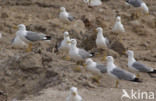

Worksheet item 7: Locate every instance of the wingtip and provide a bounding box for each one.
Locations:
[90,52,95,57]
[132,78,142,83]
[44,36,51,40]
[148,69,156,73]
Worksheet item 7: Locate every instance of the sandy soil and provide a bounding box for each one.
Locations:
[0,0,156,101]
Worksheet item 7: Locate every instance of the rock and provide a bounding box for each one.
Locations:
[1,12,8,18]
[107,49,119,58]
[110,40,126,55]
[18,53,43,71]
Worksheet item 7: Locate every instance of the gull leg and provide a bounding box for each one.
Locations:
[91,75,100,84]
[115,80,119,88]
[101,51,107,61]
[117,34,122,42]
[64,55,71,61]
[26,43,32,52]
[72,61,82,72]
[136,73,140,78]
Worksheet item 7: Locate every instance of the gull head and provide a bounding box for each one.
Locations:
[70,87,78,96]
[64,31,69,38]
[106,56,114,63]
[70,39,77,46]
[96,27,103,32]
[18,24,26,30]
[127,50,134,57]
[85,58,93,65]
[116,16,121,22]
[60,7,66,12]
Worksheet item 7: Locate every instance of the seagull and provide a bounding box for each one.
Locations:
[66,87,82,101]
[126,0,149,14]
[85,58,107,82]
[96,27,109,61]
[16,24,51,52]
[59,7,74,23]
[58,31,71,60]
[127,50,156,74]
[85,58,107,75]
[83,0,102,7]
[68,39,93,62]
[96,27,109,48]
[112,16,125,34]
[106,56,141,88]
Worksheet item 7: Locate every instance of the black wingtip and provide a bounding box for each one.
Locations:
[148,69,156,73]
[45,36,51,40]
[131,78,142,83]
[90,52,95,57]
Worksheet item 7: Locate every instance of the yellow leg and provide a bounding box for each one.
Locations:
[115,80,119,88]
[83,63,87,67]
[91,75,100,84]
[136,73,140,78]
[101,51,107,61]
[26,43,32,52]
[144,12,149,16]
[63,55,71,61]
[73,66,81,72]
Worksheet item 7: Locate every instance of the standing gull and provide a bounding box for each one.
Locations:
[68,39,93,63]
[85,58,107,82]
[66,87,82,101]
[106,56,140,88]
[127,50,156,74]
[16,24,51,52]
[126,0,149,14]
[59,7,74,23]
[96,27,109,49]
[96,27,109,61]
[58,31,71,60]
[112,16,125,34]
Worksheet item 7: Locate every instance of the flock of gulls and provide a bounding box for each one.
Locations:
[0,0,155,101]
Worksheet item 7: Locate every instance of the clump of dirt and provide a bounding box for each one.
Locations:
[0,52,60,100]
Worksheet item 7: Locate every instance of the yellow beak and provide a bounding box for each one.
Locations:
[67,41,71,44]
[83,63,87,67]
[72,92,76,96]
[13,26,18,29]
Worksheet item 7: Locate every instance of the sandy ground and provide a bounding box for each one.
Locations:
[0,0,156,101]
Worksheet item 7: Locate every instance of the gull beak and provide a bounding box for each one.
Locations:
[13,26,18,29]
[72,92,76,96]
[67,41,71,44]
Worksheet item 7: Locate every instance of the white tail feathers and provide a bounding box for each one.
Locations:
[141,3,149,14]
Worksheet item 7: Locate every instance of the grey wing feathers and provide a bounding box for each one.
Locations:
[111,67,135,80]
[79,48,92,59]
[68,14,74,21]
[25,31,45,41]
[11,37,15,44]
[127,0,143,7]
[96,64,107,73]
[106,38,109,47]
[132,62,152,72]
